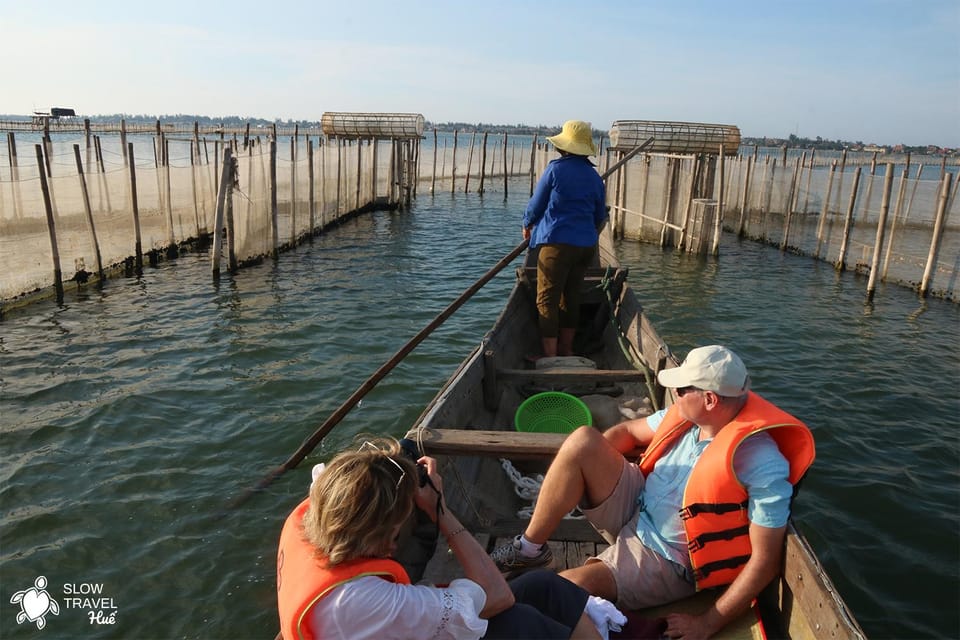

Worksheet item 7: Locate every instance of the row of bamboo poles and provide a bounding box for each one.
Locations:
[725,151,957,300]
[1,127,419,310]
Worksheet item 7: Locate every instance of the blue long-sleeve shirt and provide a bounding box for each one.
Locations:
[523,155,607,248]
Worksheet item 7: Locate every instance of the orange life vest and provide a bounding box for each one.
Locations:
[638,391,815,590]
[277,498,411,640]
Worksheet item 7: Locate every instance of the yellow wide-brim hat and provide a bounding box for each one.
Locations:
[547,120,597,157]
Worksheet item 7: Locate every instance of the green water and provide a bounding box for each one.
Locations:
[2,184,958,639]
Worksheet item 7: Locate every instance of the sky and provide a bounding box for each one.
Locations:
[1,0,957,147]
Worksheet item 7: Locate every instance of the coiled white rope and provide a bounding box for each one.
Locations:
[499,458,584,520]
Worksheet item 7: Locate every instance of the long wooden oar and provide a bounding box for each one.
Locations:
[230,239,530,509]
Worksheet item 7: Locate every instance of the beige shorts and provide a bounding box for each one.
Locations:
[581,462,696,610]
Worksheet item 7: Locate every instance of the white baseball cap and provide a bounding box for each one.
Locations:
[657,345,751,397]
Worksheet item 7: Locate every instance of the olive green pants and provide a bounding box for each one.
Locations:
[535,243,596,338]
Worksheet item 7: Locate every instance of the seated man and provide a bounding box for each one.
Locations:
[491,345,815,639]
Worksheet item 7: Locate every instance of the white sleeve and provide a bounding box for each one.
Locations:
[309,576,488,640]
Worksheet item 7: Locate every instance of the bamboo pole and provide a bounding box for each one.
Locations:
[372,138,379,206]
[835,167,862,272]
[190,140,202,238]
[431,128,438,194]
[464,130,476,193]
[501,133,508,197]
[801,148,815,214]
[737,155,753,237]
[919,173,953,298]
[211,147,232,277]
[319,138,327,228]
[7,132,21,221]
[478,131,489,194]
[866,164,895,300]
[355,138,362,213]
[529,135,537,196]
[659,158,677,248]
[270,139,279,258]
[451,130,458,194]
[711,147,726,255]
[439,138,446,182]
[291,135,298,243]
[412,137,420,199]
[245,140,255,242]
[832,149,847,215]
[388,139,396,205]
[627,153,644,233]
[73,144,104,281]
[901,164,924,231]
[814,160,838,259]
[127,142,144,274]
[678,157,697,250]
[880,156,912,279]
[613,151,625,238]
[225,152,237,272]
[95,136,112,213]
[780,156,802,251]
[307,139,315,234]
[36,145,63,302]
[858,154,878,226]
[758,158,772,241]
[336,139,344,214]
[120,119,128,166]
[165,137,177,255]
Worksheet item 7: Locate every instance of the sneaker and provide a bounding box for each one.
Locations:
[490,535,553,574]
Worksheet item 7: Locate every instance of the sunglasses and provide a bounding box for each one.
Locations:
[359,441,408,494]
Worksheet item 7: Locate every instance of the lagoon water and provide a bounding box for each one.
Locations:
[1,181,958,639]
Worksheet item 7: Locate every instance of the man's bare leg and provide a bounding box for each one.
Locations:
[523,426,625,545]
[561,561,619,603]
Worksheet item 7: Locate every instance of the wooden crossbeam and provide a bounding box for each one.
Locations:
[496,368,646,383]
[416,428,567,459]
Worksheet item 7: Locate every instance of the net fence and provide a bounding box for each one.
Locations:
[1,132,412,304]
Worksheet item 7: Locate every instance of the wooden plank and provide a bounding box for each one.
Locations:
[496,368,647,383]
[419,428,568,459]
[637,591,764,640]
[777,528,866,640]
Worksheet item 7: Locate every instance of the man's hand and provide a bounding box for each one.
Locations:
[522,226,531,241]
[664,611,719,640]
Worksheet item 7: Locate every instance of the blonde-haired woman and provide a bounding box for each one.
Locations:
[277,437,604,639]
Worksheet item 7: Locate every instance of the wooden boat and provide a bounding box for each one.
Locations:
[398,234,866,639]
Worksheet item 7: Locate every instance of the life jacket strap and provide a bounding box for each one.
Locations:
[693,554,751,581]
[686,525,750,552]
[679,500,748,520]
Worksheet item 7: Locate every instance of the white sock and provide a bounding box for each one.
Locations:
[518,535,543,557]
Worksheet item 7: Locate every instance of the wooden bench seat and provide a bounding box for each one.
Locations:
[416,428,568,459]
[495,368,647,384]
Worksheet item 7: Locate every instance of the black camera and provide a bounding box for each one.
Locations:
[399,438,429,488]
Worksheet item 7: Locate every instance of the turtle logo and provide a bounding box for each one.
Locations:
[11,576,60,629]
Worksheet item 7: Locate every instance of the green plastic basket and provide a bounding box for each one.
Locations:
[514,391,593,434]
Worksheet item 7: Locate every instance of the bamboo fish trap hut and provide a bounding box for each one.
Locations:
[609,120,740,156]
[320,112,424,140]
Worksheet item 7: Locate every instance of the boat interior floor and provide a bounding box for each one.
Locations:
[420,532,766,640]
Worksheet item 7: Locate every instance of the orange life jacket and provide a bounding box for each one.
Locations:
[277,498,411,640]
[638,391,815,590]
